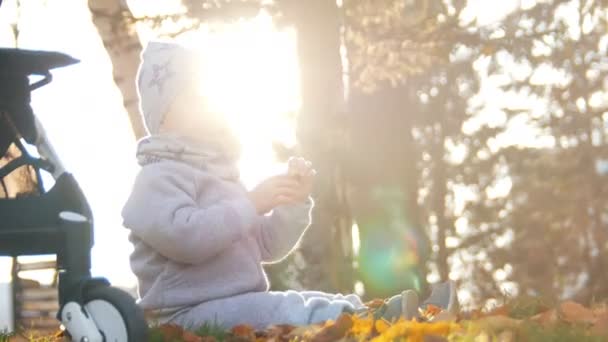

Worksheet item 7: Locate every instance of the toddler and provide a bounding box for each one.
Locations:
[122,41,456,330]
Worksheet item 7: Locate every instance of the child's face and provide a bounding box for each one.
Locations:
[159,86,230,143]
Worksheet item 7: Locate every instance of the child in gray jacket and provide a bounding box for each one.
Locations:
[122,41,456,330]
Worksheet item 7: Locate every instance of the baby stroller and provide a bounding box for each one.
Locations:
[0,48,148,341]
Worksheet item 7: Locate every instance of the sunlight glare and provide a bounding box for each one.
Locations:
[183,13,301,187]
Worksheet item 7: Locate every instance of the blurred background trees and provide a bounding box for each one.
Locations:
[87,0,608,308]
[454,0,608,304]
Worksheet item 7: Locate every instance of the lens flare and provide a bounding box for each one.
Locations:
[354,186,429,297]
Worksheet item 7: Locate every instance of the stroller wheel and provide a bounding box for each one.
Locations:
[83,285,148,342]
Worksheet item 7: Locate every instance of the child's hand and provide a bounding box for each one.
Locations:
[287,157,315,179]
[287,157,315,202]
[248,175,302,214]
[247,158,315,214]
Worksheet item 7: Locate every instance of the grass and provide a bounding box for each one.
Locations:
[192,321,230,341]
[148,320,230,342]
[0,329,14,342]
[519,321,606,342]
[6,296,608,341]
[506,296,553,319]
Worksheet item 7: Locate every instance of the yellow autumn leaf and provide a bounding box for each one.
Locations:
[323,319,335,327]
[371,320,458,342]
[374,319,390,334]
[351,315,374,336]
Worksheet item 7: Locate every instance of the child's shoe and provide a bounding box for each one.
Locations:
[400,289,420,319]
[420,280,458,314]
[374,289,420,322]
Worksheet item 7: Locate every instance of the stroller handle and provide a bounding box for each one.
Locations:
[34,116,66,179]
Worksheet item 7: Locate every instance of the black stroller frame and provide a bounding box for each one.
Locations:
[0,48,147,341]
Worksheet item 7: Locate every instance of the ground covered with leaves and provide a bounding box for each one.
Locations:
[145,298,608,342]
[4,298,608,341]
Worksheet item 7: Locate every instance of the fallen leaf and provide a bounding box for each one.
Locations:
[591,310,608,336]
[374,319,390,334]
[558,301,595,324]
[262,324,296,342]
[350,314,374,337]
[158,323,187,340]
[183,330,204,342]
[429,311,458,323]
[231,324,256,341]
[371,320,457,342]
[323,319,336,327]
[420,305,444,321]
[266,324,295,336]
[426,305,442,317]
[476,316,522,331]
[310,314,353,342]
[592,303,607,317]
[531,309,559,326]
[288,324,323,339]
[365,299,386,309]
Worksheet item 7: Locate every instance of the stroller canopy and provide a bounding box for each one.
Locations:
[0,48,79,155]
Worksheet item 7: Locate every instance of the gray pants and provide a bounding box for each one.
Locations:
[161,290,366,330]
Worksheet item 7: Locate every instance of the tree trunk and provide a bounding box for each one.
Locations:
[288,0,353,292]
[88,0,146,140]
[430,124,449,282]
